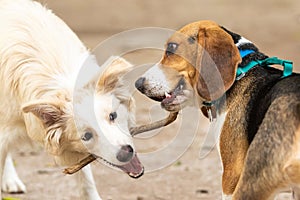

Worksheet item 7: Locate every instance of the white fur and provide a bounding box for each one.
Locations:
[0,0,136,199]
[76,165,101,200]
[199,111,227,159]
[215,112,227,155]
[235,36,252,47]
[2,154,26,193]
[143,63,172,94]
[222,194,232,200]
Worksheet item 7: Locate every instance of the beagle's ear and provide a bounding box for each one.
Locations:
[196,26,241,101]
[22,102,64,127]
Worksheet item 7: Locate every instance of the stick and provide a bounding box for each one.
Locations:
[63,154,96,175]
[63,112,178,174]
[130,112,178,136]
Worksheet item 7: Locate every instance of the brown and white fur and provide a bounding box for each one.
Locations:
[135,20,300,199]
[0,0,143,199]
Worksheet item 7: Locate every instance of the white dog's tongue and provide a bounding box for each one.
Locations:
[118,154,144,178]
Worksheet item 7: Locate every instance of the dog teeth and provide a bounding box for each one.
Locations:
[165,92,171,98]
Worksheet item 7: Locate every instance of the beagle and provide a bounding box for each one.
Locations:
[135,20,300,199]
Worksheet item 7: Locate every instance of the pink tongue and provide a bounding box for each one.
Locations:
[118,154,144,178]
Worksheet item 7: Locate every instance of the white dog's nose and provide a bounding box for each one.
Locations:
[116,145,134,162]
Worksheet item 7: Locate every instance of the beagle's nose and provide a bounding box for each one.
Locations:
[135,77,146,94]
[116,145,134,163]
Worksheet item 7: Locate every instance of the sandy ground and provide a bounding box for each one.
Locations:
[2,0,300,199]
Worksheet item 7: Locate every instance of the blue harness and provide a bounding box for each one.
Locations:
[204,49,294,122]
[236,49,293,80]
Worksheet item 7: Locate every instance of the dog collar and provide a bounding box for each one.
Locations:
[236,49,255,80]
[236,49,293,80]
[239,49,255,58]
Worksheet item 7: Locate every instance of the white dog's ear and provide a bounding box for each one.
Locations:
[97,56,133,92]
[22,102,66,155]
[22,102,64,127]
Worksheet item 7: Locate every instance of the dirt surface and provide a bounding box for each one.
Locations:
[3,0,300,199]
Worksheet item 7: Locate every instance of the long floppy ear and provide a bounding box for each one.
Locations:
[196,26,241,101]
[97,56,133,93]
[22,102,64,127]
[22,102,65,155]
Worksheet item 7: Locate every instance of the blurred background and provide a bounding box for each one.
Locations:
[7,0,300,200]
[44,0,300,68]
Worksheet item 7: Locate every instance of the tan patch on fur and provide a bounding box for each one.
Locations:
[220,131,249,195]
[22,101,65,127]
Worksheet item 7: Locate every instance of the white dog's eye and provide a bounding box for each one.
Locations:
[82,132,93,141]
[109,112,117,122]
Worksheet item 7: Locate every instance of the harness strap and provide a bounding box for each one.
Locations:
[203,51,294,122]
[236,57,293,80]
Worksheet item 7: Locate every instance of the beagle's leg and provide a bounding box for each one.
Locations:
[231,141,285,200]
[232,102,300,200]
[220,140,248,196]
[226,97,300,200]
[219,125,249,196]
[2,154,26,193]
[76,164,101,200]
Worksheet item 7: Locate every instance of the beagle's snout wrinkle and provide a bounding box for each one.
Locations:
[116,145,134,163]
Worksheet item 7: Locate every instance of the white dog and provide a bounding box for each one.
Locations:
[0,0,143,199]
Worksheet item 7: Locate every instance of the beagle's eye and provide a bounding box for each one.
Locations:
[109,112,117,122]
[82,132,93,141]
[166,42,178,56]
[188,36,196,44]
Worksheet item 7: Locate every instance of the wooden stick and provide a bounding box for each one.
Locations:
[63,112,178,175]
[130,112,178,136]
[63,154,96,175]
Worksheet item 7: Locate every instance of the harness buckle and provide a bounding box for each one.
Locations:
[203,101,217,122]
[236,72,245,81]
